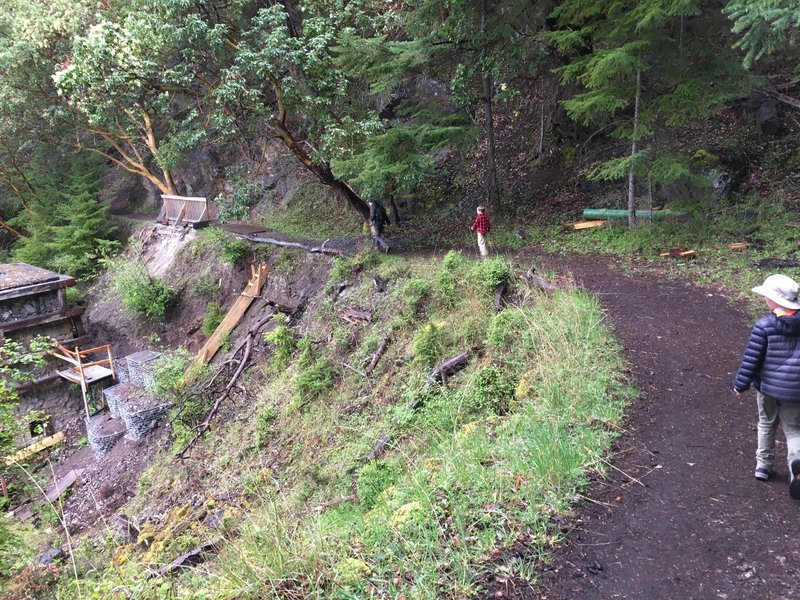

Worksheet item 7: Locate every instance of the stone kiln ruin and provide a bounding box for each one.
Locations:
[0,263,90,437]
[0,263,168,454]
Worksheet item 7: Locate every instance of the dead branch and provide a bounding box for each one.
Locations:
[151,538,222,577]
[311,494,357,512]
[426,350,474,386]
[338,307,372,324]
[176,336,253,459]
[247,235,349,258]
[365,335,391,376]
[366,433,391,460]
[338,360,366,378]
[520,268,559,292]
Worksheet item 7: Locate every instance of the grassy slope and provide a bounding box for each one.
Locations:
[49,248,631,599]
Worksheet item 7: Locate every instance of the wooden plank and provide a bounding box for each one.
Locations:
[566,220,607,230]
[186,264,268,378]
[0,276,75,302]
[3,432,65,465]
[45,469,82,502]
[0,307,84,334]
[57,365,113,385]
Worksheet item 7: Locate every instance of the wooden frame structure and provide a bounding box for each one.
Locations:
[184,264,268,384]
[157,194,211,227]
[52,343,116,418]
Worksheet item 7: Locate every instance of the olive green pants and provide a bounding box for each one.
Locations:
[756,391,800,473]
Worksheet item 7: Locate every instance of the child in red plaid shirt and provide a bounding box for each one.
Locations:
[470,206,490,258]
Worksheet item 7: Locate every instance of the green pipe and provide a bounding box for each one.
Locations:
[583,208,687,220]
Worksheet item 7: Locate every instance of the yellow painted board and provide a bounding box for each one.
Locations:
[4,432,65,465]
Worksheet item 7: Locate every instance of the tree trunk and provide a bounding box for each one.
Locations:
[480,0,500,214]
[389,197,401,224]
[270,119,370,222]
[628,66,641,229]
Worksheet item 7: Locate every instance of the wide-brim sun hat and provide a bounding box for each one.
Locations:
[752,274,800,309]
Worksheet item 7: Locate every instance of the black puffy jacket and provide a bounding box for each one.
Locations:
[733,312,800,402]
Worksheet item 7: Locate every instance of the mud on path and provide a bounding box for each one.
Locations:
[533,254,800,600]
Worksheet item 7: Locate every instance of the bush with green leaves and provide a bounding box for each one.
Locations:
[255,407,277,449]
[215,166,265,223]
[357,461,400,509]
[467,257,511,296]
[148,349,192,401]
[402,278,432,317]
[411,320,445,367]
[486,309,531,350]
[263,322,296,369]
[201,303,224,336]
[111,261,174,321]
[295,357,337,401]
[193,228,249,266]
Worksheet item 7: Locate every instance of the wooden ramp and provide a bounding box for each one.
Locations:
[51,344,116,418]
[185,264,268,383]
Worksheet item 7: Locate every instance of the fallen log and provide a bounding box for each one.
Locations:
[495,282,509,312]
[426,350,474,386]
[365,335,391,376]
[247,235,349,258]
[366,433,391,460]
[520,268,559,292]
[152,538,222,577]
[338,307,372,324]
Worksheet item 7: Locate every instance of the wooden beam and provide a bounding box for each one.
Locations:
[0,276,75,301]
[3,432,65,465]
[0,307,84,335]
[184,264,269,384]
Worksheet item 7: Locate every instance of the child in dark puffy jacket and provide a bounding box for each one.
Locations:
[733,274,800,498]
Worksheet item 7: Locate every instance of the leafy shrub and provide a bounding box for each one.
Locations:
[201,303,224,336]
[112,262,174,321]
[467,366,515,416]
[296,357,337,400]
[411,321,444,367]
[357,461,400,509]
[189,273,219,296]
[148,349,192,401]
[486,309,530,350]
[215,166,265,223]
[255,407,276,449]
[468,258,511,296]
[193,228,248,265]
[263,323,296,369]
[402,278,431,317]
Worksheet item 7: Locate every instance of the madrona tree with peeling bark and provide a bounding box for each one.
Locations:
[54,0,374,221]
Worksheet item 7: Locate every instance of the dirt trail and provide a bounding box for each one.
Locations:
[536,254,800,600]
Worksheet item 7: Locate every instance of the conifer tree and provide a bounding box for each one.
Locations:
[550,0,751,226]
[725,0,800,68]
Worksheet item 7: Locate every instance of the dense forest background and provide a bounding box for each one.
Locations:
[1,0,798,274]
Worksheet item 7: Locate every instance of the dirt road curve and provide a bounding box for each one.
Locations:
[535,255,800,600]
